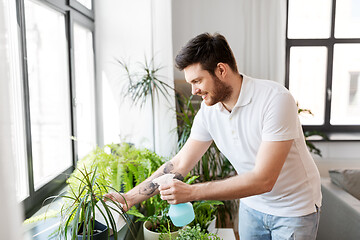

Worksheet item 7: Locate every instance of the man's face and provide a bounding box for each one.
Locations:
[184,63,232,106]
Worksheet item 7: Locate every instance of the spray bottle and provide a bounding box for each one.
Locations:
[153,174,195,227]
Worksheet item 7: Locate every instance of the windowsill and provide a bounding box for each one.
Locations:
[23,195,135,240]
[306,132,360,141]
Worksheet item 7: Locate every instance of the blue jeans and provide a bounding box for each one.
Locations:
[239,202,320,240]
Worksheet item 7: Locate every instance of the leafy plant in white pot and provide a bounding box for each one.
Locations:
[190,200,223,234]
[128,195,181,240]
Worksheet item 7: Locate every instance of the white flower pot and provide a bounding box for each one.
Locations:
[143,220,180,240]
[207,216,217,234]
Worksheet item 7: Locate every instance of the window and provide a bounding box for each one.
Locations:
[286,0,360,135]
[24,0,73,190]
[14,0,96,217]
[73,22,97,159]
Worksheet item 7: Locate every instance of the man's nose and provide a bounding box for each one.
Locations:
[191,85,199,95]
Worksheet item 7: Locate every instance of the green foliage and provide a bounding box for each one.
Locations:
[129,198,179,234]
[189,200,223,232]
[176,95,197,150]
[297,103,329,157]
[175,95,236,182]
[175,94,237,227]
[25,143,164,238]
[171,224,221,240]
[127,175,201,234]
[304,130,329,157]
[73,143,164,213]
[51,167,132,240]
[23,209,58,224]
[117,57,174,108]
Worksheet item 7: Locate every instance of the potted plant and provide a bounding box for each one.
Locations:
[117,57,175,152]
[167,224,221,240]
[297,104,329,157]
[190,200,223,233]
[127,194,181,240]
[47,166,133,240]
[127,176,199,240]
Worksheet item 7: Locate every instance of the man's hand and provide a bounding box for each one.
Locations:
[103,192,132,212]
[159,179,194,204]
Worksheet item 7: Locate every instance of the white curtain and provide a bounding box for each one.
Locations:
[237,0,287,84]
[172,0,287,84]
[0,0,25,239]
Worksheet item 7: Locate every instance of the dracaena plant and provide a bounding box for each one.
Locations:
[47,166,133,240]
[117,57,174,108]
[117,57,175,151]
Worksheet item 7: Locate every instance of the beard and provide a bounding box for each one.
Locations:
[202,75,233,106]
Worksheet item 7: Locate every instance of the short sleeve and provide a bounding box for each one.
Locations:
[262,92,300,141]
[189,106,213,142]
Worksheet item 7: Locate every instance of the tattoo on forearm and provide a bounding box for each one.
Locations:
[174,172,184,181]
[139,162,185,196]
[163,162,174,173]
[139,181,159,196]
[164,162,184,180]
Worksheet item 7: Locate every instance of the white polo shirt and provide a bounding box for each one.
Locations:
[190,74,322,217]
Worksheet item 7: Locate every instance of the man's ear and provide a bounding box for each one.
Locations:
[216,63,227,78]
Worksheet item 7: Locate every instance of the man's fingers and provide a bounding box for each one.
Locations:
[103,193,115,202]
[158,184,171,191]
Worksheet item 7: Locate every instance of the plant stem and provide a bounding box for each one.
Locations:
[151,85,156,152]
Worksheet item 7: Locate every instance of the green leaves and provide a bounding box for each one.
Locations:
[117,57,174,108]
[174,224,221,240]
[190,200,223,232]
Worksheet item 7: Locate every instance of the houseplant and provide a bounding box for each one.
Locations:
[127,194,181,240]
[127,176,199,240]
[25,143,164,238]
[297,104,329,157]
[189,200,223,233]
[175,94,237,228]
[117,57,175,151]
[169,224,221,240]
[47,166,133,240]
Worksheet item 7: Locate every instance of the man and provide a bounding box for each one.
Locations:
[105,33,321,239]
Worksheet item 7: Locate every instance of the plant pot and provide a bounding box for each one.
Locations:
[77,220,108,240]
[207,216,217,234]
[143,220,180,240]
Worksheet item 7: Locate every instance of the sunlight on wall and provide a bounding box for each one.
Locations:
[95,0,177,157]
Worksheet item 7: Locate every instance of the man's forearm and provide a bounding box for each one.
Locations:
[124,160,186,206]
[191,172,273,201]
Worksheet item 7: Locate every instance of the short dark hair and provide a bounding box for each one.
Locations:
[175,33,238,75]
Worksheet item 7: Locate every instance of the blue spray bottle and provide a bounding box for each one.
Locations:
[153,174,195,227]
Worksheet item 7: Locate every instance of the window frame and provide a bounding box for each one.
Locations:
[15,0,97,218]
[285,0,360,138]
[69,10,98,160]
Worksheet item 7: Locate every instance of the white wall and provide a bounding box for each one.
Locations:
[0,0,27,238]
[95,0,177,157]
[313,142,360,177]
[172,0,244,81]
